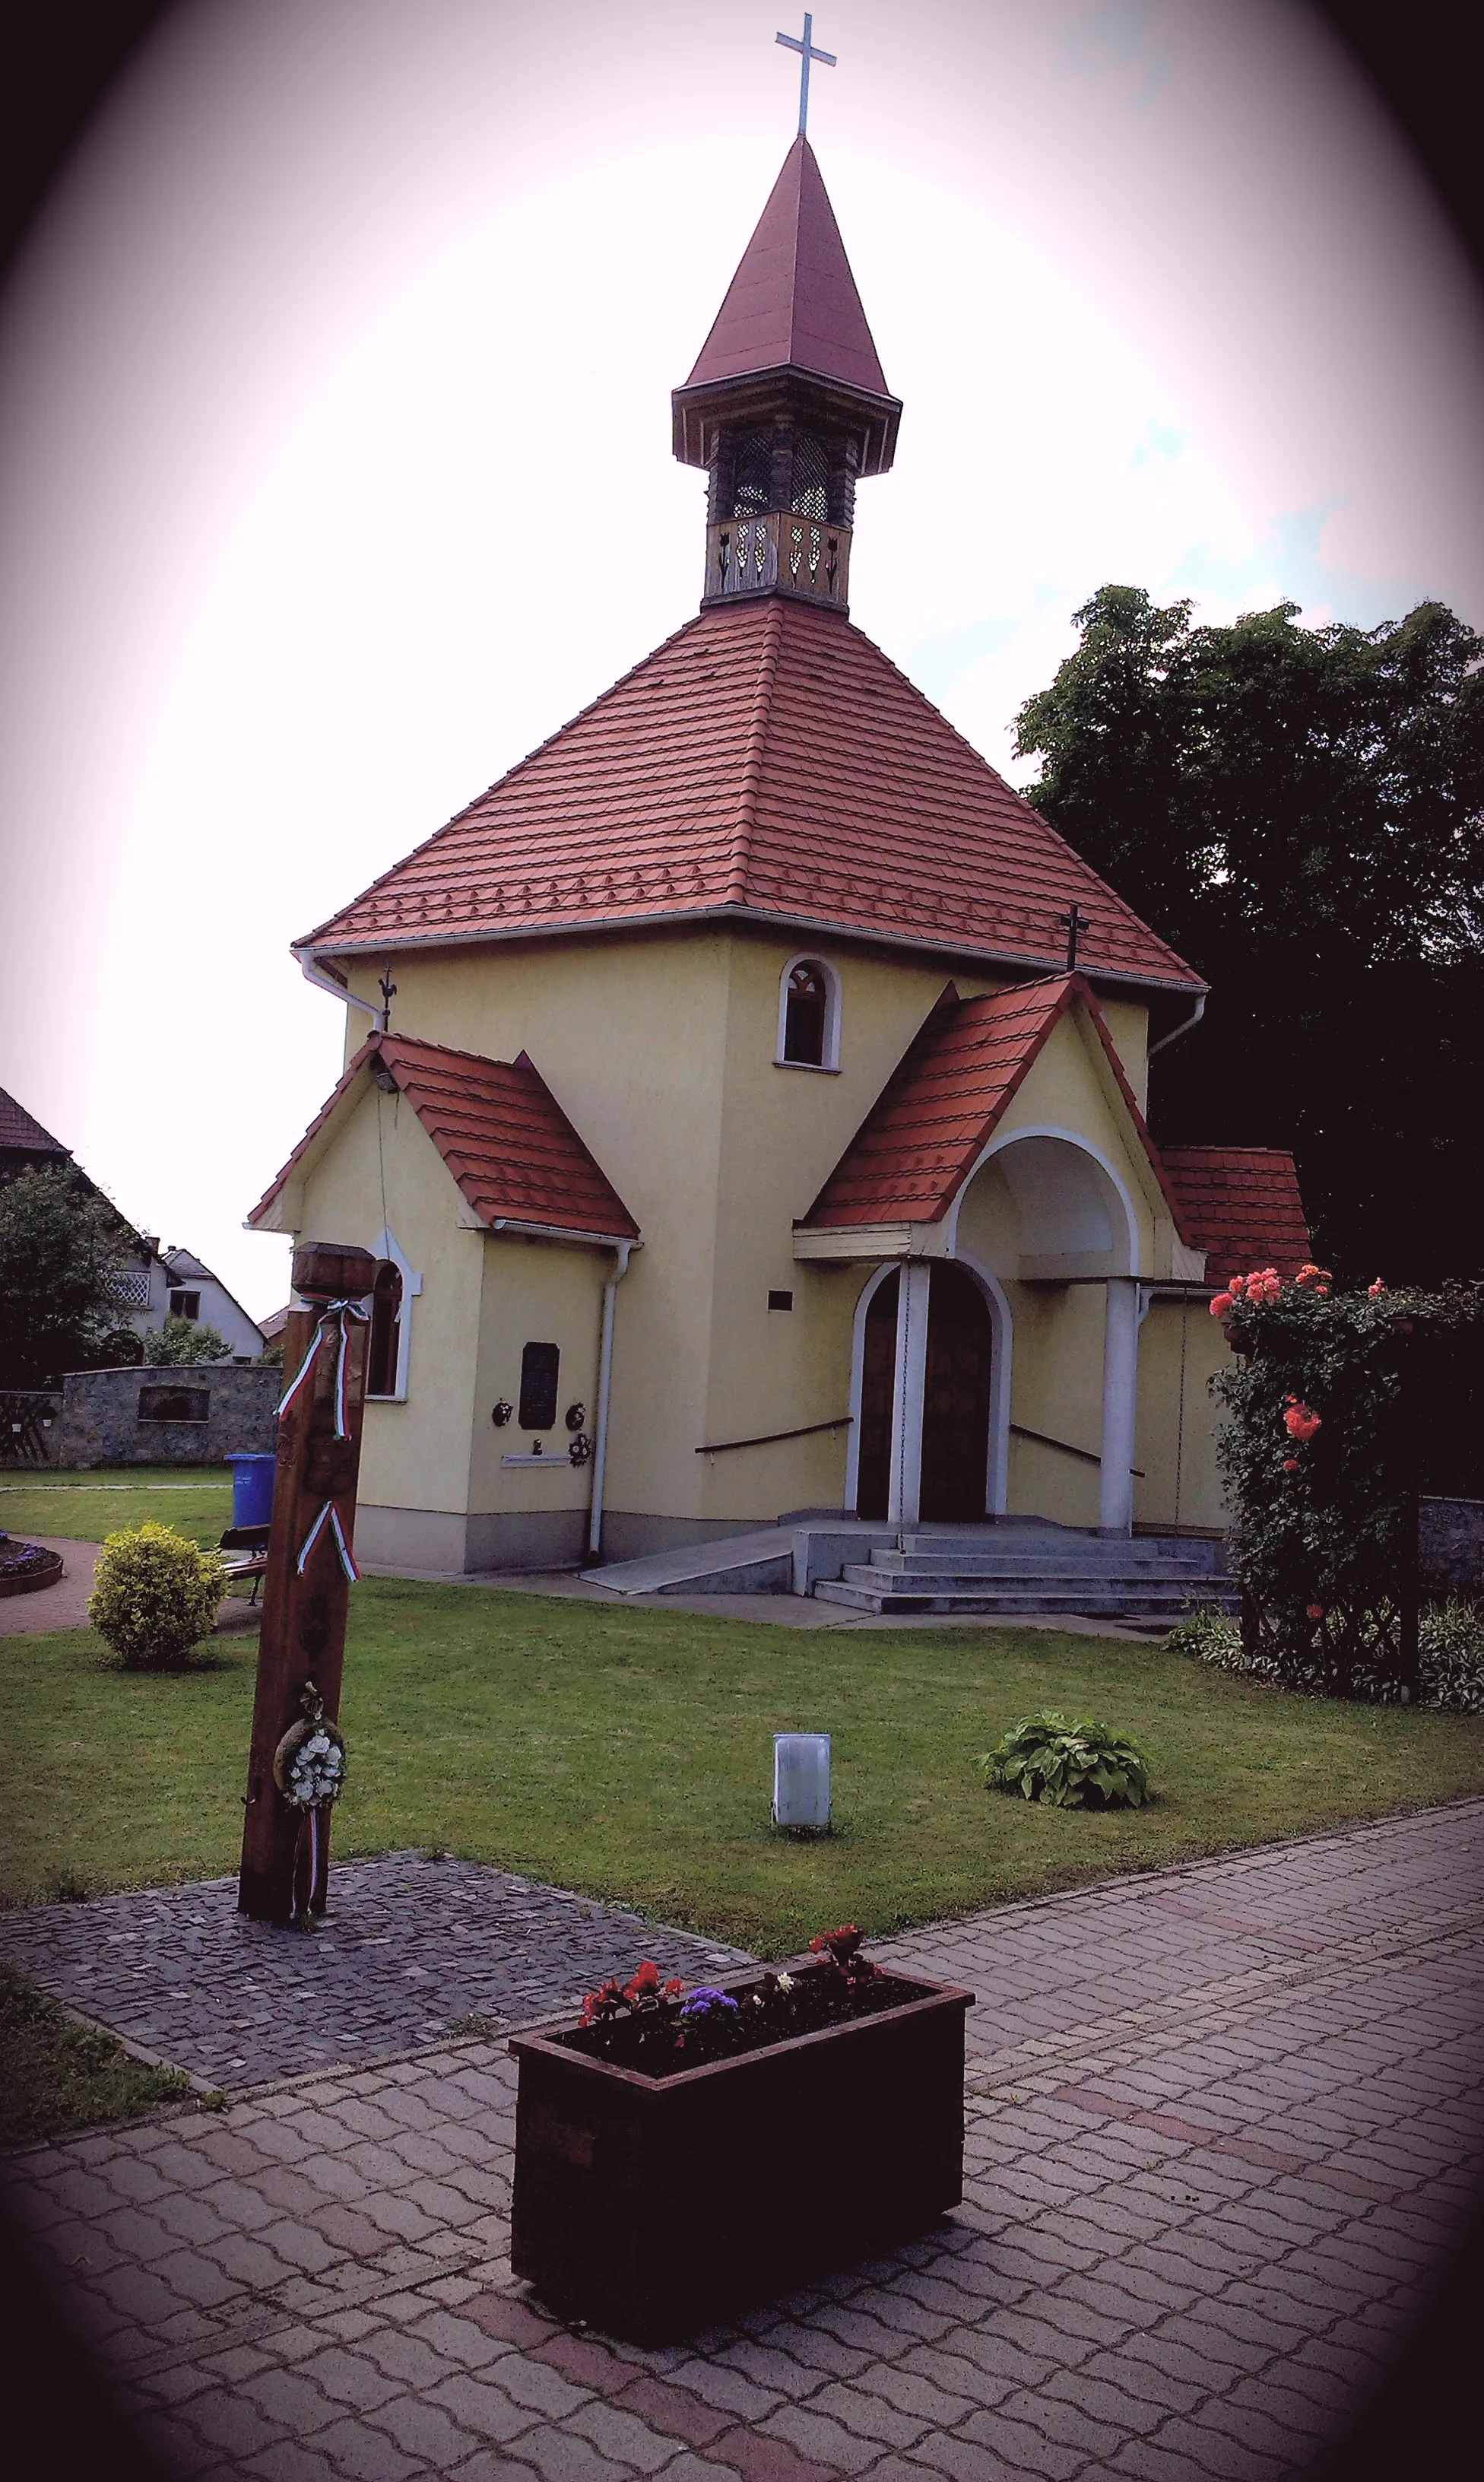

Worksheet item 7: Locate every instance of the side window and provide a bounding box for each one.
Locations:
[366,1262,403,1398]
[778,957,839,1068]
[169,1289,201,1321]
[518,1341,560,1432]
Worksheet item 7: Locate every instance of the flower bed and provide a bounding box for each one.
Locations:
[510,1929,974,2341]
[0,1535,64,1598]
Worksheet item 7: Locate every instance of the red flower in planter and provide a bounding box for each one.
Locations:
[1368,1278,1387,1297]
[809,1925,880,1987]
[1210,1292,1235,1318]
[1306,1604,1326,1620]
[1283,1458,1300,1473]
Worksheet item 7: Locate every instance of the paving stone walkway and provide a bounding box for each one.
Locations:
[2,1801,1482,2480]
[0,1856,751,2091]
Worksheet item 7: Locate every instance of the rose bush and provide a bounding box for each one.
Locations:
[1210,1270,1482,1698]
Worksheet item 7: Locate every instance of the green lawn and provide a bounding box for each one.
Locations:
[0,1962,195,2147]
[3,1579,1481,1953]
[0,1465,233,1552]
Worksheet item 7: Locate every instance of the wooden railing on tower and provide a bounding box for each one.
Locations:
[705,513,851,609]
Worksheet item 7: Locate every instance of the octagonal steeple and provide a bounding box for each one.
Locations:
[672,137,901,617]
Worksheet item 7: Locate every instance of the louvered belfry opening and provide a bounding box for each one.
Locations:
[672,135,902,618]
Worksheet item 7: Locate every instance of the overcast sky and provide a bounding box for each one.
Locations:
[3,0,1481,1320]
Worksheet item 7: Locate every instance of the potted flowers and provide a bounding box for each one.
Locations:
[509,1926,974,2341]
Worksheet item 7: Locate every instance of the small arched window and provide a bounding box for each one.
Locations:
[366,1261,404,1398]
[778,957,840,1069]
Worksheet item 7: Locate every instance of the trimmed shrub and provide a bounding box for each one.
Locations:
[978,1712,1150,1809]
[87,1522,226,1668]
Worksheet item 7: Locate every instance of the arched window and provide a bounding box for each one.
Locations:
[778,957,839,1068]
[366,1261,403,1398]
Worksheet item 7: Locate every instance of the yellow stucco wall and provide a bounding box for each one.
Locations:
[293,927,1218,1544]
[1135,1298,1232,1532]
[287,1081,484,1515]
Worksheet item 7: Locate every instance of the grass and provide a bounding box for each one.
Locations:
[0,1464,233,1552]
[2,1579,1481,1954]
[0,1960,195,2147]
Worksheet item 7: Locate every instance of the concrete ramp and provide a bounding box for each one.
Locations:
[585,1519,897,1598]
[585,1530,796,1598]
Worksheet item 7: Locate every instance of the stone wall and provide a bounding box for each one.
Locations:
[56,1364,281,1468]
[1419,1496,1484,1596]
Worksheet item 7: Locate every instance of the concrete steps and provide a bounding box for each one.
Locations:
[811,1525,1236,1620]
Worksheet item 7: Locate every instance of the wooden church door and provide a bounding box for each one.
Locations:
[855,1271,899,1519]
[920,1265,993,1523]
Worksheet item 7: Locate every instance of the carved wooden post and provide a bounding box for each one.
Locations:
[238,1241,377,1925]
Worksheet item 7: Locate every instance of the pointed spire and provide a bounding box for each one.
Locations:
[684,136,889,401]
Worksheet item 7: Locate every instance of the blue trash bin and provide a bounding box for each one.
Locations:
[228,1452,277,1530]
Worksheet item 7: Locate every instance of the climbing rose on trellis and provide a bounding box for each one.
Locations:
[1210,1271,1481,1699]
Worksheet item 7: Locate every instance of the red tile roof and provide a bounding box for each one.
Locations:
[299,598,1201,995]
[1160,1147,1311,1281]
[248,1034,639,1244]
[0,1087,68,1155]
[683,137,891,401]
[801,975,1192,1236]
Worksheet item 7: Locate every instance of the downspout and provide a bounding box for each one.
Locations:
[587,1242,635,1561]
[295,946,388,1033]
[1147,990,1207,1059]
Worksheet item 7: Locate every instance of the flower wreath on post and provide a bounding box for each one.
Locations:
[272,1679,347,1925]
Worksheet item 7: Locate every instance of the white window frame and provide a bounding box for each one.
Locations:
[366,1226,422,1402]
[775,952,842,1072]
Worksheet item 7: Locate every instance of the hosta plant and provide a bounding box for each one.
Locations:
[978,1712,1150,1810]
[87,1522,226,1669]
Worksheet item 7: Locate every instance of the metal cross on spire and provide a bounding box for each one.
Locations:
[1058,903,1092,972]
[776,13,836,138]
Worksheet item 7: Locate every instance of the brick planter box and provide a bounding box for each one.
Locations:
[509,1963,974,2341]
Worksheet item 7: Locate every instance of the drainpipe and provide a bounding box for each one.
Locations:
[1147,991,1207,1059]
[295,947,388,1033]
[587,1243,634,1561]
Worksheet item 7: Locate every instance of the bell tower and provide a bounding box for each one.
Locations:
[671,135,902,617]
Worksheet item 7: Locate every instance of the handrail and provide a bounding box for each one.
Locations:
[696,1415,853,1456]
[1010,1421,1145,1479]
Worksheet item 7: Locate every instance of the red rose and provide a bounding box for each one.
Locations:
[1210,1292,1234,1318]
[1283,1458,1299,1472]
[1306,1603,1325,1620]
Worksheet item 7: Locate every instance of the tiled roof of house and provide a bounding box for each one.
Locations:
[299,598,1201,995]
[1160,1147,1311,1281]
[248,1034,639,1244]
[801,974,1191,1235]
[682,135,891,399]
[0,1087,68,1154]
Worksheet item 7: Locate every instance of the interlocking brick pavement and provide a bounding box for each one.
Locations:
[2,1801,1481,2478]
[0,1855,751,2089]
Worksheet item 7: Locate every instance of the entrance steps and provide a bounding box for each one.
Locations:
[586,1513,1235,1625]
[810,1522,1237,1622]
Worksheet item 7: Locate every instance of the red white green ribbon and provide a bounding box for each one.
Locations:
[277,1299,369,1437]
[295,1498,361,1583]
[277,1298,369,1582]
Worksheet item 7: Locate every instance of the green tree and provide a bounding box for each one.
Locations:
[0,1165,134,1386]
[144,1316,233,1366]
[1013,590,1484,1282]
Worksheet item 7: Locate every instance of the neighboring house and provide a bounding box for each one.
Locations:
[0,1087,265,1361]
[248,138,1311,1576]
[157,1247,267,1361]
[0,1084,162,1333]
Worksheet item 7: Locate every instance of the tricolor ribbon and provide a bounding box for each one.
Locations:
[277,1298,369,1438]
[295,1498,361,1583]
[277,1297,369,1582]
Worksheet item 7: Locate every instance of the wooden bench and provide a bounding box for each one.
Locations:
[219,1523,271,1603]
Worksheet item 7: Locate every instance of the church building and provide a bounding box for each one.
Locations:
[249,134,1310,1580]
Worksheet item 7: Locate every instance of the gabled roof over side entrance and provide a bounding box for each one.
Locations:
[799,974,1192,1236]
[247,1033,640,1246]
[1159,1147,1311,1280]
[296,599,1203,996]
